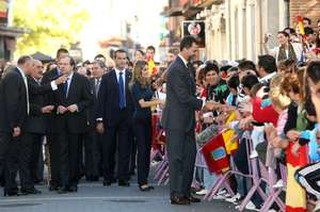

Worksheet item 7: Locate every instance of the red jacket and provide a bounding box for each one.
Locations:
[252,97,279,126]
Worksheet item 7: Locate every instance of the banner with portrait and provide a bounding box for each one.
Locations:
[0,0,9,25]
[182,21,205,48]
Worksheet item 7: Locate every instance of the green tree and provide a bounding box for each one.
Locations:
[12,0,90,57]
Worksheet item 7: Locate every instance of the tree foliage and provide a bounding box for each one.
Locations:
[13,0,90,57]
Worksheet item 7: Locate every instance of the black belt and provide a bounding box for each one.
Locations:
[252,122,264,127]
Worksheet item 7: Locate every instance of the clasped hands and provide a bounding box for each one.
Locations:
[57,104,78,114]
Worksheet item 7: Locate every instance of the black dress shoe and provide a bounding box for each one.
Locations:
[68,186,78,192]
[49,185,60,191]
[187,196,201,203]
[170,196,190,205]
[102,180,113,186]
[57,187,69,194]
[118,180,130,187]
[4,189,19,197]
[91,176,99,182]
[20,188,42,195]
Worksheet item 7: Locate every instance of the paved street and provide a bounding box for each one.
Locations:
[0,170,240,212]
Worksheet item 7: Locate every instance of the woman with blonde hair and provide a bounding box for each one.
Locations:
[129,60,163,191]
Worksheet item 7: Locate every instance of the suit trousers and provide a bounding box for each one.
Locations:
[58,132,81,187]
[167,129,196,198]
[26,133,44,183]
[133,117,152,185]
[47,133,61,187]
[0,133,18,193]
[0,132,35,192]
[102,110,131,182]
[129,127,137,175]
[84,130,101,178]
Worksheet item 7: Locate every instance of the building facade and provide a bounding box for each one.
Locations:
[163,0,320,62]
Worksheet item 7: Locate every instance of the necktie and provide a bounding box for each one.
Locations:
[95,79,101,97]
[23,75,30,115]
[118,72,126,109]
[64,78,69,98]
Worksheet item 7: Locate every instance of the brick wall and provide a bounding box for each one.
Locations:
[290,0,320,28]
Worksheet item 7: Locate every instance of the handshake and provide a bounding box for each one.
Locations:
[203,100,221,111]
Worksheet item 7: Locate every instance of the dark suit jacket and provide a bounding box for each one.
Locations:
[24,77,47,134]
[87,78,100,130]
[161,56,202,131]
[96,69,134,127]
[0,68,52,133]
[41,68,61,133]
[52,72,93,134]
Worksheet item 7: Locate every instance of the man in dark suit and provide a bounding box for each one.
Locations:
[41,48,69,191]
[84,60,106,181]
[23,60,53,192]
[96,49,134,187]
[52,55,93,193]
[161,36,214,205]
[0,55,65,196]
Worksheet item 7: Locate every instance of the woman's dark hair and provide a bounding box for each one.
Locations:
[283,27,296,35]
[241,74,259,90]
[227,75,239,90]
[204,62,219,75]
[306,61,320,84]
[278,31,290,38]
[305,98,316,116]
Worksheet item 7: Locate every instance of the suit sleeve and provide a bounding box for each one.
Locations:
[76,77,93,112]
[28,79,53,96]
[29,103,42,116]
[168,66,202,110]
[4,73,25,128]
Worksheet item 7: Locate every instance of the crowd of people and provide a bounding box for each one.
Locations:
[0,15,320,212]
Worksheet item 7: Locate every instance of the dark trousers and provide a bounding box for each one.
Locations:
[47,133,61,187]
[167,129,196,198]
[133,117,152,185]
[58,132,81,187]
[84,130,101,178]
[234,138,265,207]
[27,133,44,183]
[129,127,137,175]
[0,132,34,192]
[102,111,131,182]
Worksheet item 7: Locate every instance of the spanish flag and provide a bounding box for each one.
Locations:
[295,16,305,36]
[146,55,157,75]
[201,132,230,174]
[222,111,239,155]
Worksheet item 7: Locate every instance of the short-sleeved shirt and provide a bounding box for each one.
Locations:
[131,82,154,120]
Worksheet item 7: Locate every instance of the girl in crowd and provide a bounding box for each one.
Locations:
[130,60,163,191]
